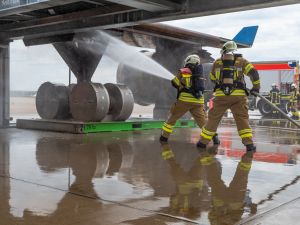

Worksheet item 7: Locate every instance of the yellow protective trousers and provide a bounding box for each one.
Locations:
[161,100,206,138]
[270,91,281,115]
[290,102,300,120]
[272,103,281,116]
[200,96,253,145]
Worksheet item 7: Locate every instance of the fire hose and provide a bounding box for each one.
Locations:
[251,91,300,129]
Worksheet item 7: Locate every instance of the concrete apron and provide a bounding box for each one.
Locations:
[0,124,299,225]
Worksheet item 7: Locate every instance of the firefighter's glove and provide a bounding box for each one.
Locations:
[250,88,259,96]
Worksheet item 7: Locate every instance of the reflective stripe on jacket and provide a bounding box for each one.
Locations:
[171,68,204,104]
[210,57,260,97]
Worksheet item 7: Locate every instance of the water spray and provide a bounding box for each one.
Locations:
[74,31,174,80]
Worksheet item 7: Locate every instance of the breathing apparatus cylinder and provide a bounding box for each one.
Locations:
[221,54,235,95]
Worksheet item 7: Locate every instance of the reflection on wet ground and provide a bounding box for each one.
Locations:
[223,118,300,131]
[0,125,300,225]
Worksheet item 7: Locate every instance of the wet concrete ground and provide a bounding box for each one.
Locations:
[0,124,300,225]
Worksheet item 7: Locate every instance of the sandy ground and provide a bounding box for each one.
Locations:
[10,97,37,115]
[10,97,154,119]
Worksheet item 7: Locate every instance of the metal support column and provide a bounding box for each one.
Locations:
[0,45,10,128]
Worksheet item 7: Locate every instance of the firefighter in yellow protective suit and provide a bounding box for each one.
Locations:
[290,83,300,120]
[201,147,257,224]
[270,83,281,118]
[161,143,209,219]
[197,41,260,151]
[160,54,219,144]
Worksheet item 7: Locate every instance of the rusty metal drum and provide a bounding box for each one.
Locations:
[104,83,134,121]
[36,82,70,119]
[70,82,109,121]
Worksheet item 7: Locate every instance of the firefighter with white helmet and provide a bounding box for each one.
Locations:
[185,54,201,65]
[270,83,281,117]
[220,40,237,55]
[290,83,300,120]
[197,41,260,152]
[160,143,209,218]
[160,54,220,144]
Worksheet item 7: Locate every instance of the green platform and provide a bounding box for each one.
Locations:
[83,119,196,133]
[16,119,197,134]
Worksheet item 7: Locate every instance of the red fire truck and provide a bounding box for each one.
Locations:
[252,60,299,117]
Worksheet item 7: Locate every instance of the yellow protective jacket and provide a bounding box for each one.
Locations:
[210,56,260,97]
[172,68,204,104]
[270,88,281,104]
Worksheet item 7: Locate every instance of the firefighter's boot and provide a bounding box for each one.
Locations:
[246,144,256,152]
[212,134,220,145]
[159,135,168,143]
[196,141,207,149]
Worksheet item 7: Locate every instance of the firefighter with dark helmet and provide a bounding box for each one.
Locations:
[160,143,209,219]
[270,83,281,117]
[159,54,220,145]
[197,41,260,151]
[290,83,300,120]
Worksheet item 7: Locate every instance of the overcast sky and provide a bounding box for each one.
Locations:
[10,3,300,91]
[164,4,300,61]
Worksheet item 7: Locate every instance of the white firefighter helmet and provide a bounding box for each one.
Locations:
[184,54,200,67]
[291,83,297,88]
[221,40,238,54]
[272,83,277,87]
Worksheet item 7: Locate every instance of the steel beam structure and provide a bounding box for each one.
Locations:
[0,45,9,128]
[104,0,180,12]
[0,0,299,41]
[0,5,140,40]
[0,0,82,17]
[0,4,135,31]
[23,34,74,46]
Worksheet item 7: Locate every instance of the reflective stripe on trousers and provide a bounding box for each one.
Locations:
[161,100,206,138]
[200,96,253,145]
[178,92,204,104]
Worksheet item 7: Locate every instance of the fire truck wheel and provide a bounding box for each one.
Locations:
[257,99,272,117]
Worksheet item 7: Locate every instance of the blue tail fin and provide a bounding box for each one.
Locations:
[233,26,258,46]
